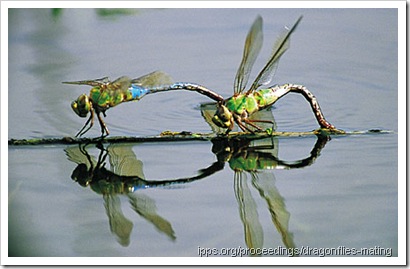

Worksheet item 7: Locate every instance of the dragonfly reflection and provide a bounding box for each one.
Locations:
[201,102,328,256]
[65,135,329,252]
[65,142,214,246]
[209,135,329,255]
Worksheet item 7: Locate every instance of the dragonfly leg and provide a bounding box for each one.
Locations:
[75,109,94,137]
[235,116,256,133]
[242,117,271,132]
[247,119,275,125]
[246,119,275,130]
[96,111,110,137]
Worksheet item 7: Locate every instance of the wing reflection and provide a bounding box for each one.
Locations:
[65,135,329,252]
[211,135,328,256]
[65,142,216,246]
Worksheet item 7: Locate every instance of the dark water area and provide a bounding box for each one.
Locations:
[6,7,401,262]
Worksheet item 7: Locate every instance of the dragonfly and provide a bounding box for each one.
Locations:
[64,15,342,137]
[150,15,340,135]
[205,15,342,134]
[63,71,174,137]
[64,70,225,137]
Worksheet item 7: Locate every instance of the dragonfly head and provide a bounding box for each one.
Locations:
[212,103,234,130]
[71,94,92,117]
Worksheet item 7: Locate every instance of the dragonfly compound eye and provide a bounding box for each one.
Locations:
[71,94,91,117]
[212,104,233,128]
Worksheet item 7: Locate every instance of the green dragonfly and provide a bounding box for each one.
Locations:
[149,15,343,134]
[64,70,224,137]
[63,71,174,137]
[64,15,342,137]
[206,15,341,134]
[150,15,341,134]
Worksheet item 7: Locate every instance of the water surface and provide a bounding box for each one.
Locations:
[7,8,398,259]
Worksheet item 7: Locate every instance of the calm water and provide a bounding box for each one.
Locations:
[7,8,399,260]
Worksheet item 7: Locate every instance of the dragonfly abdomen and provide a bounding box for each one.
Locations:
[148,82,224,102]
[253,88,280,109]
[129,84,149,100]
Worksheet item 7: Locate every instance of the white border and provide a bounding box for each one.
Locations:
[2,1,406,266]
[0,0,405,9]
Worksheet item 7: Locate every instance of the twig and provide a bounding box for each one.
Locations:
[8,129,393,146]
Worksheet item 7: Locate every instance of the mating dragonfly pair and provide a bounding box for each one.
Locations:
[64,15,342,138]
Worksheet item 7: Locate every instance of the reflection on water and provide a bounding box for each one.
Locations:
[65,134,329,255]
[7,8,399,259]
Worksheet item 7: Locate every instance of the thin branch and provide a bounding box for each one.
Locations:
[8,129,393,146]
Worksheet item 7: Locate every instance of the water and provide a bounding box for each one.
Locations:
[7,8,399,261]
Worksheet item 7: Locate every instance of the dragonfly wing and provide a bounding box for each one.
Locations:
[109,76,133,91]
[200,102,239,133]
[62,76,110,86]
[248,106,277,132]
[234,16,263,95]
[234,172,264,251]
[129,193,176,240]
[65,145,97,170]
[248,16,303,93]
[131,71,173,88]
[249,135,279,160]
[108,144,145,179]
[103,194,134,247]
[251,172,297,250]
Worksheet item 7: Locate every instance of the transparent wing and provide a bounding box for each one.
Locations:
[63,70,173,89]
[234,16,263,95]
[63,75,132,94]
[251,172,297,250]
[62,76,110,86]
[249,135,279,161]
[64,145,97,170]
[129,193,176,241]
[248,16,303,93]
[131,70,173,88]
[103,194,133,247]
[107,144,176,239]
[107,144,145,179]
[106,76,134,91]
[249,106,277,131]
[199,102,233,133]
[234,172,264,252]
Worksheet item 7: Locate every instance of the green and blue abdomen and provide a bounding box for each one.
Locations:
[225,88,278,115]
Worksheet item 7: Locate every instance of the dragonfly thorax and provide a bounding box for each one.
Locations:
[226,94,259,116]
[212,89,280,133]
[72,94,92,118]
